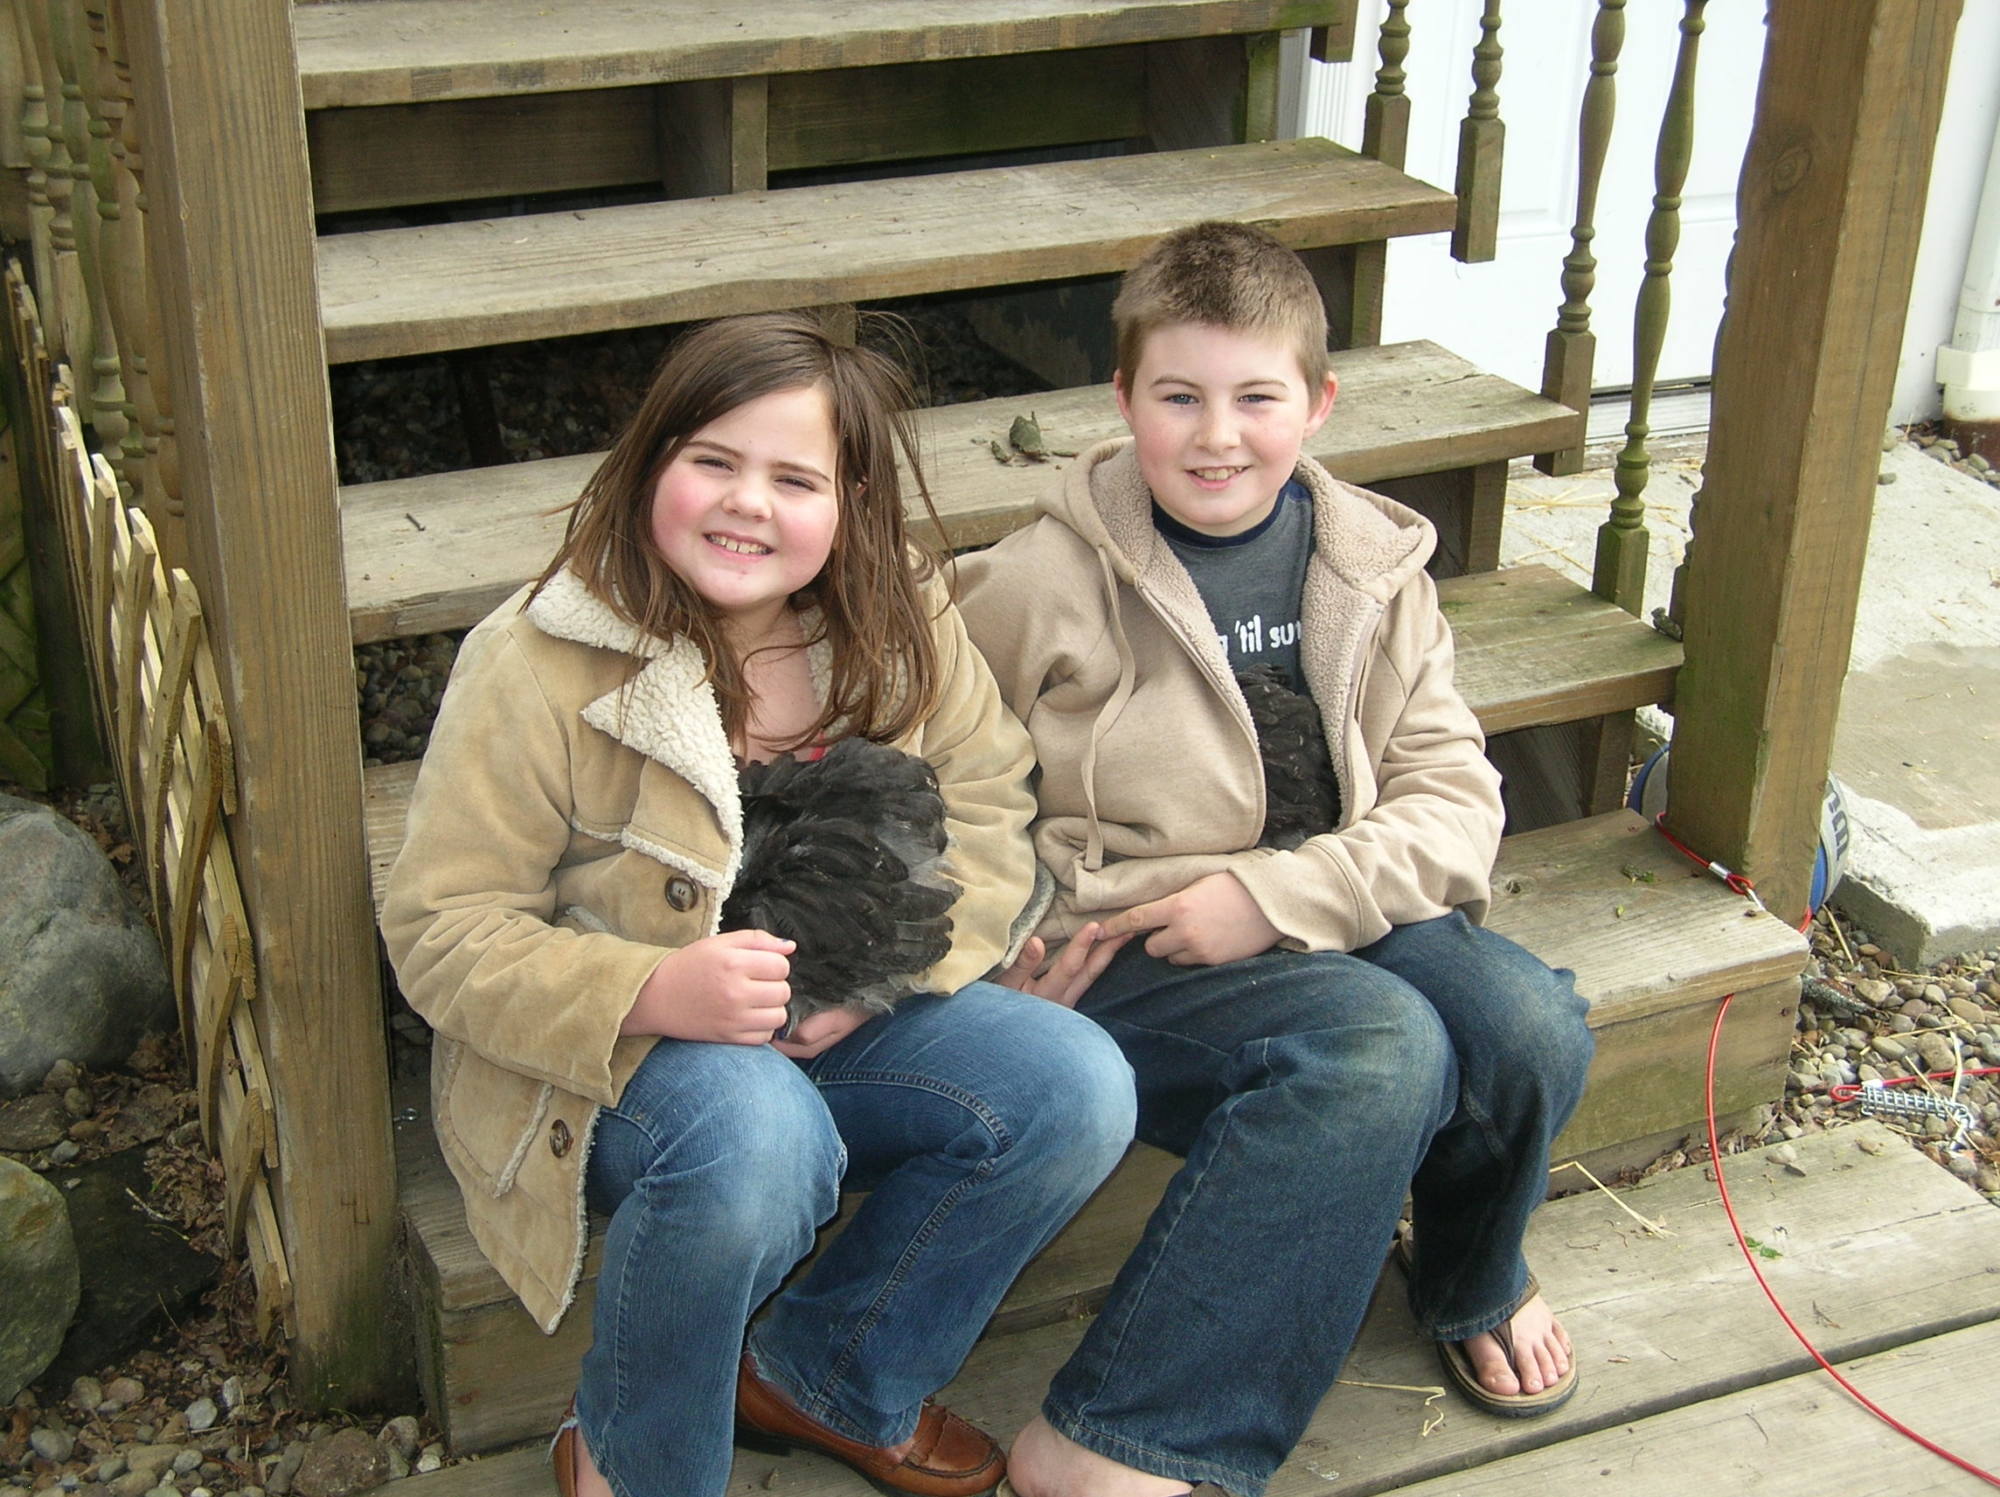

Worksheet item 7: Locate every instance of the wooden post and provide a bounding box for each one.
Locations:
[121,0,398,1407]
[1668,0,1960,927]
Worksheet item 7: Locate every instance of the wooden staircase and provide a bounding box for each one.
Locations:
[283,0,1814,1460]
[11,0,1857,1456]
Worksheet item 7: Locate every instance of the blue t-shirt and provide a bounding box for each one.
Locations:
[1155,478,1314,691]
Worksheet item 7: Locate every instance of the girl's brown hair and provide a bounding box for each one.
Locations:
[531,311,948,749]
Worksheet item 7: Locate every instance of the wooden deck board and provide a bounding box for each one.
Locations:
[373,1125,2000,1492]
[341,339,1584,645]
[1386,1320,2000,1496]
[316,139,1454,362]
[295,0,1357,109]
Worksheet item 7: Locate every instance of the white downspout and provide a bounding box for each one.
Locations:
[1937,104,2000,459]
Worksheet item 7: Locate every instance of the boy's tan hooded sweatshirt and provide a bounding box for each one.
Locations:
[957,438,1503,954]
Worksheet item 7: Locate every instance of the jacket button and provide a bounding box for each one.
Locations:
[664,875,698,912]
[549,1119,572,1158]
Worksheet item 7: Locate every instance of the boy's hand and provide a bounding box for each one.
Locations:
[1103,872,1281,967]
[624,930,794,1043]
[772,1005,873,1060]
[995,922,1134,1007]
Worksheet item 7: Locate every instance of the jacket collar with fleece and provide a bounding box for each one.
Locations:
[523,566,837,899]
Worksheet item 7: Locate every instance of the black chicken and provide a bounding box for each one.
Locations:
[720,738,960,1027]
[1236,664,1342,850]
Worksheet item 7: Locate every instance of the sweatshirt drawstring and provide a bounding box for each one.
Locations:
[1078,547,1138,871]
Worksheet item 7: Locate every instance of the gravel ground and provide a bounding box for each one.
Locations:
[8,320,1996,1495]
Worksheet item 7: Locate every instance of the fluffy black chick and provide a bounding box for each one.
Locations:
[1236,664,1341,850]
[720,738,960,1026]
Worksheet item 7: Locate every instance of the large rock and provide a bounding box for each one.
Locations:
[0,795,174,1097]
[0,1156,80,1401]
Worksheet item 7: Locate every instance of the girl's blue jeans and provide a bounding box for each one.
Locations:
[1045,911,1593,1496]
[576,980,1136,1497]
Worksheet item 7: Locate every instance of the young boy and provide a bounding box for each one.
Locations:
[957,221,1595,1497]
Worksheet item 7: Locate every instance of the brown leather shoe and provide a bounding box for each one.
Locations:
[550,1397,579,1497]
[734,1353,1004,1497]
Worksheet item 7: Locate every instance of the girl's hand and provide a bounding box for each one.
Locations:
[995,922,1134,1007]
[623,930,795,1043]
[772,1004,873,1060]
[1101,873,1281,967]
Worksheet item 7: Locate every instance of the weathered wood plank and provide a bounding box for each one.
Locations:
[123,0,396,1405]
[1669,0,1961,924]
[340,339,1581,644]
[379,1124,1996,1490]
[307,92,660,214]
[294,0,1357,109]
[315,138,1455,363]
[1389,1319,2000,1495]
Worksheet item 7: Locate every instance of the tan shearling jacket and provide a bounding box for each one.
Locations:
[380,567,1038,1332]
[957,439,1503,954]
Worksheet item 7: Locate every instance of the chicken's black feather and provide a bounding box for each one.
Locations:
[720,739,959,1024]
[1236,664,1341,850]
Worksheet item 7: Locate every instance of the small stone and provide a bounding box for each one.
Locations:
[1877,469,1898,485]
[292,1427,391,1497]
[102,1378,143,1407]
[375,1416,419,1462]
[94,1457,126,1482]
[47,1140,81,1165]
[123,1448,179,1481]
[184,1397,217,1433]
[41,1061,82,1094]
[1769,1143,1799,1166]
[172,1449,202,1475]
[68,1377,102,1413]
[1948,997,1986,1026]
[414,1446,442,1475]
[107,1474,153,1497]
[1870,1035,1909,1061]
[66,1119,102,1144]
[1854,978,1896,1006]
[29,1428,76,1463]
[1978,1166,2000,1194]
[0,1093,70,1151]
[218,1377,243,1414]
[1889,1013,1917,1034]
[1857,1135,1888,1155]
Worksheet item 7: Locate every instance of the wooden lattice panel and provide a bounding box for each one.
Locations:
[0,375,53,790]
[10,266,295,1341]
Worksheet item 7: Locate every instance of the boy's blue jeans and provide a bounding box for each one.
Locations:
[576,981,1136,1497]
[1046,911,1593,1496]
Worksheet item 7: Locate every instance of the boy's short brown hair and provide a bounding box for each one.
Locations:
[1112,220,1331,392]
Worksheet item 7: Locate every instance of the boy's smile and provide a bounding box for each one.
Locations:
[1114,322,1338,537]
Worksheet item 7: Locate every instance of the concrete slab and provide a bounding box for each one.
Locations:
[1499,430,2000,967]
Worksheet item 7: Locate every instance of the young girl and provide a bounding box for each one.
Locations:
[381,313,1136,1497]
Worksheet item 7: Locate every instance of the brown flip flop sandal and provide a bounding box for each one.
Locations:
[1391,1229,1579,1418]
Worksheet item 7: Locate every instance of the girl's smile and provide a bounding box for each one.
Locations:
[648,384,842,644]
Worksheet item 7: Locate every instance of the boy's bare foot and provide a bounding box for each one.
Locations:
[1006,1415,1192,1497]
[1457,1290,1572,1397]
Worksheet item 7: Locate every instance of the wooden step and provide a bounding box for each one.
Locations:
[359,572,1679,910]
[393,809,1805,1455]
[316,137,1453,363]
[295,0,1359,109]
[342,338,1583,644]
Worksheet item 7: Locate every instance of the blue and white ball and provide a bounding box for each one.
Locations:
[1627,746,1851,914]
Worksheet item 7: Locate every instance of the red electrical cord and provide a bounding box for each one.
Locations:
[1704,995,2000,1487]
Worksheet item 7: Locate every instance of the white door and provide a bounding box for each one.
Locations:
[1292,1,1767,391]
